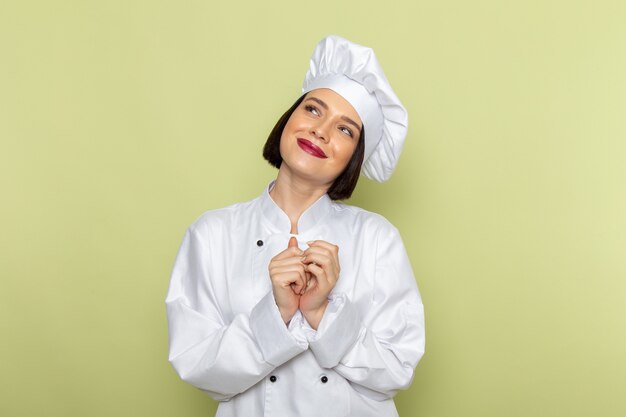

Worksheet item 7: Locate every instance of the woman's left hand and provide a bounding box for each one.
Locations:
[299,240,340,329]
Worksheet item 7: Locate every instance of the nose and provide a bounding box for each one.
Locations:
[310,119,330,142]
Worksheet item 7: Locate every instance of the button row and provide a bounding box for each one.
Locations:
[268,375,328,383]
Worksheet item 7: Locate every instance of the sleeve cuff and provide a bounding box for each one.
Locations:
[249,291,308,366]
[307,293,361,368]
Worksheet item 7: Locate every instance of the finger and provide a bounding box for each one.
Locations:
[270,265,307,285]
[306,240,339,254]
[303,246,334,258]
[274,270,305,294]
[301,270,310,295]
[302,252,332,269]
[291,275,305,294]
[304,244,339,262]
[303,271,318,291]
[288,236,298,249]
[303,244,330,252]
[303,248,337,269]
[270,263,306,274]
[289,267,309,295]
[305,242,340,270]
[304,262,327,286]
[304,258,339,287]
[306,275,317,290]
[270,256,308,269]
[272,245,304,261]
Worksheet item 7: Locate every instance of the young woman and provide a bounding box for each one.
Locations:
[166,35,425,417]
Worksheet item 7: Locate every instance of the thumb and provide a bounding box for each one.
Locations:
[288,236,298,249]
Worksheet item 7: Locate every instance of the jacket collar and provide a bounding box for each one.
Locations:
[260,180,333,234]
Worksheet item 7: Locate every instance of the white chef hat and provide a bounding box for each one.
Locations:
[302,35,408,182]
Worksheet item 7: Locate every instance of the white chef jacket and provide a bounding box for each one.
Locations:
[166,182,425,417]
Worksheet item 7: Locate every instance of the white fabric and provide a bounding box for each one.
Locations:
[166,183,425,417]
[302,35,409,183]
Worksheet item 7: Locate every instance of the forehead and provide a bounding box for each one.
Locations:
[304,88,362,125]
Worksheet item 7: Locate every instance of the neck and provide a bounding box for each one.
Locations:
[269,167,330,234]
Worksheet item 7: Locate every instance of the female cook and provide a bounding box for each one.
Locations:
[166,35,425,417]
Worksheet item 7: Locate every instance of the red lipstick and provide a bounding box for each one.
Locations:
[297,139,327,159]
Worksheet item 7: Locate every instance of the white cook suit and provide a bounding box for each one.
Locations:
[166,182,425,417]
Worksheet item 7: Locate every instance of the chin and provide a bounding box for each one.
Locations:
[284,158,336,184]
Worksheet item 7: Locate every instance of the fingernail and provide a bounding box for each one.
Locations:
[306,241,314,245]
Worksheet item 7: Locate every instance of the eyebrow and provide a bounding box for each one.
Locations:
[305,97,362,132]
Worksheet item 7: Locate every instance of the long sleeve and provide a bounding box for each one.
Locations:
[306,224,425,400]
[165,227,308,401]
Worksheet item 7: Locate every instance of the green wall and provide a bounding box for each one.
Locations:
[1,1,625,416]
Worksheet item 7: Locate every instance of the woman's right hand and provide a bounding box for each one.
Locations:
[268,237,308,324]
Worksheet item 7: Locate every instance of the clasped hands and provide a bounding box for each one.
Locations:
[269,237,340,330]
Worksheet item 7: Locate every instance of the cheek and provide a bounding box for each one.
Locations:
[278,131,303,165]
[333,141,357,166]
[279,119,300,153]
[278,132,288,155]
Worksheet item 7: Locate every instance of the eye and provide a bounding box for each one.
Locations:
[304,105,320,116]
[339,126,354,138]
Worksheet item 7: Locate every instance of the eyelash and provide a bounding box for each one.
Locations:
[340,126,354,137]
[304,104,354,138]
[305,105,320,116]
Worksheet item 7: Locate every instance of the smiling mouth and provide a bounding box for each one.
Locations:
[297,139,327,159]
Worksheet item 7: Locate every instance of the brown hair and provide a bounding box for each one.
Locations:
[262,94,365,200]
